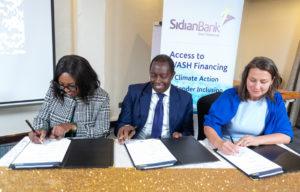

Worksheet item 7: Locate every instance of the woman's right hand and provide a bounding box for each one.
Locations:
[215,140,239,155]
[204,126,239,155]
[28,129,47,144]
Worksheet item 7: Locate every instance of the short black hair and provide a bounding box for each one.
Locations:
[149,54,175,74]
[52,55,100,104]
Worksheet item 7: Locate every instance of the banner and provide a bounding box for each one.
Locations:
[161,0,244,113]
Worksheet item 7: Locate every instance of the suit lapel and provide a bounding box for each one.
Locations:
[169,85,179,131]
[139,83,152,128]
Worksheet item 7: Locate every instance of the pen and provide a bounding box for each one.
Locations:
[119,126,137,140]
[230,136,239,155]
[25,120,44,145]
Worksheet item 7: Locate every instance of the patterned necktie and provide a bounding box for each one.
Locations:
[151,93,165,138]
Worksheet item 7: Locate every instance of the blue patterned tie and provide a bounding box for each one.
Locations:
[151,93,165,138]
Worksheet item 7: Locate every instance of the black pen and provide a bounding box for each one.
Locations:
[25,120,44,145]
[230,136,240,155]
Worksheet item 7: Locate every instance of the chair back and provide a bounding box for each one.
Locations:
[197,92,222,140]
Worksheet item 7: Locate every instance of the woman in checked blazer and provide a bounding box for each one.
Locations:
[28,55,110,143]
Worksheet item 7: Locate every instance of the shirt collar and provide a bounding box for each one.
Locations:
[152,85,171,97]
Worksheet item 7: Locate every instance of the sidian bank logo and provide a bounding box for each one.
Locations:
[221,6,235,26]
[169,6,235,34]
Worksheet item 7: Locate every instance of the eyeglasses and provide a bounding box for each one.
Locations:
[54,82,78,92]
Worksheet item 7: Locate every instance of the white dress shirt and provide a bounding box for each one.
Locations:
[136,86,171,139]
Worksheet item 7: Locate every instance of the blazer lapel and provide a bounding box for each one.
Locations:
[139,83,152,128]
[169,85,179,132]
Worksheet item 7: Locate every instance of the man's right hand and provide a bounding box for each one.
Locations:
[28,129,47,144]
[117,125,136,145]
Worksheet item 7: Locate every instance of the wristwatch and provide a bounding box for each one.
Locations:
[71,123,77,132]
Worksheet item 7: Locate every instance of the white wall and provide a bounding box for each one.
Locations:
[234,0,252,81]
[54,0,75,60]
[2,0,300,136]
[104,0,163,120]
[0,0,105,136]
[78,0,106,86]
[234,0,300,89]
[0,0,74,136]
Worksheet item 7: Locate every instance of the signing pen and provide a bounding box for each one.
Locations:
[119,126,137,140]
[230,136,239,155]
[25,120,44,145]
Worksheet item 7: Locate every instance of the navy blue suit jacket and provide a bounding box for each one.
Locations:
[114,82,194,138]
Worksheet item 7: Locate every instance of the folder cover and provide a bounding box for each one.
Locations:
[161,136,219,166]
[215,145,300,180]
[62,138,114,168]
[9,138,114,169]
[250,145,300,173]
[125,136,219,170]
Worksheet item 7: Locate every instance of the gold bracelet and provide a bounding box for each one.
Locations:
[71,123,77,132]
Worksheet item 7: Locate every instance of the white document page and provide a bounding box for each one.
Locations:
[125,139,177,166]
[12,139,71,164]
[217,147,283,176]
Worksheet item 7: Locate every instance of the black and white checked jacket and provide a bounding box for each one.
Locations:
[33,86,110,138]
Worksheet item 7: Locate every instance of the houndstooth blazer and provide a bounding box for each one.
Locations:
[33,86,110,138]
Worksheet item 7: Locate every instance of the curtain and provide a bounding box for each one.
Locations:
[286,41,300,126]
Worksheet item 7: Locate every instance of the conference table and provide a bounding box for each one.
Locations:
[0,137,300,191]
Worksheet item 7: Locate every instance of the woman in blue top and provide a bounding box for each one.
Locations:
[204,57,293,155]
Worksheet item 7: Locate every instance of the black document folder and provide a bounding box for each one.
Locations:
[215,145,300,180]
[125,136,219,170]
[9,138,114,170]
[161,136,219,166]
[251,145,300,174]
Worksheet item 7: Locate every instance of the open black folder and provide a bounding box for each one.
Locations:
[215,145,300,180]
[9,138,114,170]
[124,136,219,170]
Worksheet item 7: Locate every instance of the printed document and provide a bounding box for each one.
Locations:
[12,139,71,166]
[125,139,177,168]
[217,147,283,176]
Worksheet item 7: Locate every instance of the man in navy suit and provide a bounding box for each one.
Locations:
[115,54,194,144]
